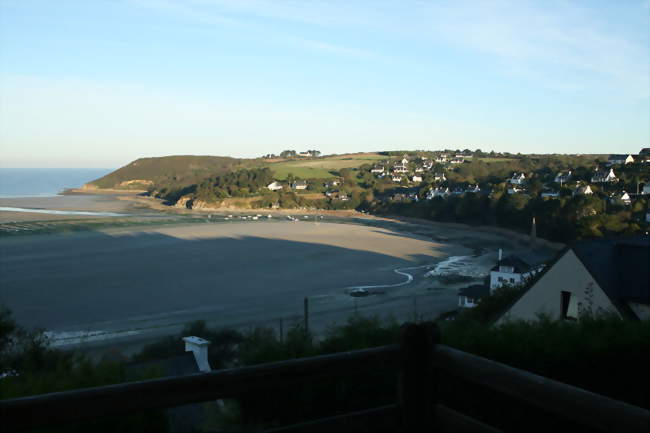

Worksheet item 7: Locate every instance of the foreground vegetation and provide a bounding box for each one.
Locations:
[1,302,647,431]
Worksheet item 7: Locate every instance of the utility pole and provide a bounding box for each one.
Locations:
[303,297,309,334]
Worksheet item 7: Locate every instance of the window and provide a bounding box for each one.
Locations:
[509,278,515,283]
[498,277,503,282]
[499,265,514,273]
[561,291,577,321]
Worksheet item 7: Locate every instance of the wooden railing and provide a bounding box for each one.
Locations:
[1,322,648,432]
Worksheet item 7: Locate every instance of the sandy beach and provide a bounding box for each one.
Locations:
[0,193,557,355]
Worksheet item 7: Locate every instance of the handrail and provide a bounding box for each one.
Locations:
[1,325,648,433]
[0,345,400,431]
[434,344,650,433]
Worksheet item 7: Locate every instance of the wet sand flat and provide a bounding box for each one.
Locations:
[0,221,465,341]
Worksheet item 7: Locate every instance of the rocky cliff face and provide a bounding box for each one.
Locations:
[117,179,154,188]
[190,199,223,210]
[174,195,193,209]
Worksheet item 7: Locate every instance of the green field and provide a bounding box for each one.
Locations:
[267,154,385,179]
[476,157,517,163]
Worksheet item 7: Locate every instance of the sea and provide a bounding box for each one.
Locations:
[0,168,113,198]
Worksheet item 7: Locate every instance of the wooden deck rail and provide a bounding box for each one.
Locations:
[1,323,648,432]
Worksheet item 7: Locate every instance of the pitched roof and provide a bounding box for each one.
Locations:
[459,284,490,298]
[572,236,650,311]
[492,251,547,273]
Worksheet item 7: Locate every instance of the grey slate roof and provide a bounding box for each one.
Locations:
[572,236,650,313]
[491,251,547,273]
[459,284,490,298]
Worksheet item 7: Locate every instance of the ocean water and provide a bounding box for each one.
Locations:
[0,168,113,198]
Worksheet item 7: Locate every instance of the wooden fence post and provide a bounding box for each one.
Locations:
[399,321,441,432]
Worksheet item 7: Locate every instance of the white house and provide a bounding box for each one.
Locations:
[607,154,635,166]
[426,187,449,199]
[554,171,572,184]
[489,251,545,292]
[433,173,446,182]
[393,164,408,174]
[392,175,403,182]
[450,157,464,164]
[507,186,524,194]
[267,181,283,191]
[423,161,434,170]
[434,155,447,163]
[591,168,617,183]
[610,191,631,205]
[573,185,593,196]
[509,173,526,185]
[458,285,490,309]
[400,156,409,165]
[412,175,423,182]
[291,180,308,190]
[498,236,650,323]
[371,166,385,174]
[465,185,481,194]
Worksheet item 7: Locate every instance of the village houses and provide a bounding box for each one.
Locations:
[509,173,526,185]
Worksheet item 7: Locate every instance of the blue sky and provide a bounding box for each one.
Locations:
[0,0,648,168]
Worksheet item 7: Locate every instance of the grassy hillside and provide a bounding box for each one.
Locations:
[88,155,254,189]
[268,153,384,179]
[89,153,387,189]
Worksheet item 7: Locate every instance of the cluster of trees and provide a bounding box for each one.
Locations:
[193,168,275,202]
[277,150,321,158]
[370,189,647,241]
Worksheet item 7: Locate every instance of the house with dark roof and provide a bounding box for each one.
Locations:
[607,154,635,165]
[509,173,526,185]
[291,180,308,190]
[489,251,546,292]
[591,168,617,183]
[458,284,490,308]
[554,171,572,184]
[498,236,650,323]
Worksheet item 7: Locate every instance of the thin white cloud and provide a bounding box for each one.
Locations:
[129,0,376,59]
[167,0,649,98]
[418,0,649,98]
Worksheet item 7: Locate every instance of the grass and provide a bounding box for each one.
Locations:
[476,157,517,163]
[269,165,335,180]
[267,153,385,179]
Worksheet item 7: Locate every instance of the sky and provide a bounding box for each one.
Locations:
[0,0,648,168]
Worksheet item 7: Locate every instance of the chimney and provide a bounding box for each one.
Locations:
[183,336,211,372]
[498,248,502,262]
